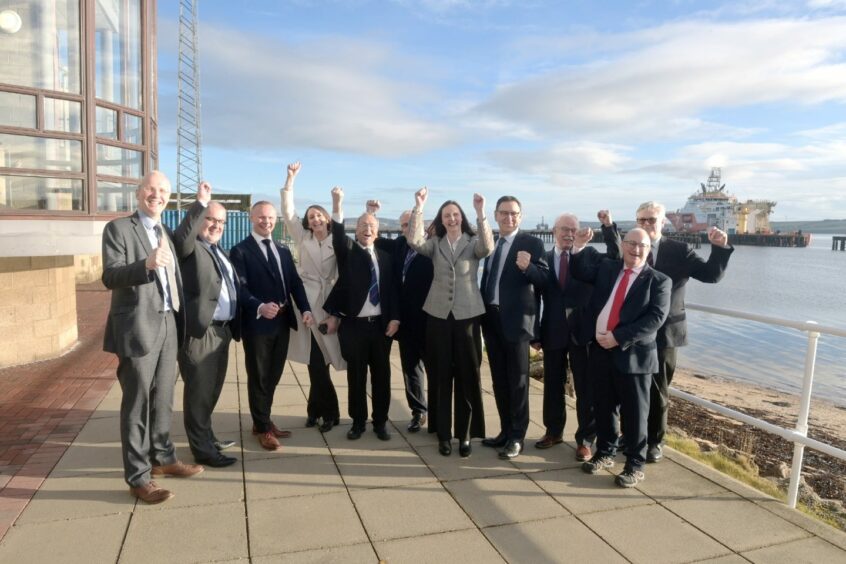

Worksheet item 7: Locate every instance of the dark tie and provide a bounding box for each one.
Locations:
[485,237,506,303]
[210,244,237,319]
[558,251,569,290]
[606,268,633,332]
[262,239,287,299]
[402,248,416,282]
[647,251,654,267]
[368,249,380,306]
[153,224,180,312]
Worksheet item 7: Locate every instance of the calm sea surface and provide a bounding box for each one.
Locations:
[571,235,846,405]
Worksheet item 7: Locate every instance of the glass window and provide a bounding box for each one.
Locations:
[0,1,81,93]
[123,113,142,144]
[97,180,137,212]
[0,133,82,171]
[96,143,142,178]
[0,175,83,211]
[44,97,82,133]
[0,91,36,128]
[96,106,117,139]
[95,0,142,109]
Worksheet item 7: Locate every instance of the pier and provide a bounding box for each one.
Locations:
[834,236,846,251]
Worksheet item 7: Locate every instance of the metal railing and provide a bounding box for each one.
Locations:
[679,303,846,508]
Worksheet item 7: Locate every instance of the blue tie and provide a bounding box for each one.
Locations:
[368,249,380,306]
[402,248,416,282]
[485,237,505,303]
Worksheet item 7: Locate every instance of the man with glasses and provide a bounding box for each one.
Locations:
[571,227,671,487]
[633,201,733,463]
[481,196,548,460]
[173,181,241,468]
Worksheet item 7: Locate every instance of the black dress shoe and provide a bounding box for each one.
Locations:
[482,434,507,448]
[459,440,472,458]
[498,440,524,460]
[407,413,427,433]
[319,418,335,433]
[438,440,452,456]
[374,427,391,441]
[195,454,237,468]
[306,416,318,428]
[213,440,236,451]
[347,427,364,440]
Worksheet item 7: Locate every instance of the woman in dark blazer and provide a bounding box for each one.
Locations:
[407,187,494,457]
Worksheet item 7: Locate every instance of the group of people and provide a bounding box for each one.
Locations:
[101,165,732,504]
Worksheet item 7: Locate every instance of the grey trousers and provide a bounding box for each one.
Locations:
[116,312,178,487]
[178,323,232,461]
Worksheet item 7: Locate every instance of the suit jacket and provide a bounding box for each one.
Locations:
[102,211,191,357]
[406,210,494,321]
[375,234,434,343]
[229,235,311,336]
[480,231,548,342]
[572,247,671,374]
[652,236,733,348]
[535,224,622,349]
[323,221,400,334]
[172,201,242,342]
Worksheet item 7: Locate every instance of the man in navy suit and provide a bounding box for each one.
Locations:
[480,196,548,460]
[571,227,671,488]
[633,201,732,463]
[230,201,314,451]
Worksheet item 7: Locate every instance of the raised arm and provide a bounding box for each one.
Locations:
[172,181,211,260]
[407,187,436,256]
[280,162,305,242]
[472,192,494,258]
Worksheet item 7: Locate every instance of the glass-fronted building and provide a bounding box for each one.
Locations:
[0,0,158,367]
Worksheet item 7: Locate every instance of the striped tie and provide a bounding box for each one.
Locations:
[368,249,380,306]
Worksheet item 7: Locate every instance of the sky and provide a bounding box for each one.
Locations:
[155,0,846,224]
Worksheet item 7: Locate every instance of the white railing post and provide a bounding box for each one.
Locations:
[786,326,820,508]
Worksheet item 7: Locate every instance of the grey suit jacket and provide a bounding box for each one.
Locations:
[102,211,195,357]
[407,209,494,321]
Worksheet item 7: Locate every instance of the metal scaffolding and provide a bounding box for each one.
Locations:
[176,0,202,209]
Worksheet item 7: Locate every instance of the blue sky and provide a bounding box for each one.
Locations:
[155,0,846,224]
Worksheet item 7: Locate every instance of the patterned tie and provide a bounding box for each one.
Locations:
[558,251,569,290]
[210,244,237,319]
[485,237,506,303]
[606,268,633,332]
[368,249,380,306]
[262,239,287,300]
[153,224,180,312]
[402,248,416,283]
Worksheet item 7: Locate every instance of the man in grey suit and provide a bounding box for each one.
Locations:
[174,181,240,468]
[102,171,204,505]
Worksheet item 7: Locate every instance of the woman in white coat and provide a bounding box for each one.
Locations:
[281,162,345,432]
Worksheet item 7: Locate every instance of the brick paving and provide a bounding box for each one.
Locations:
[0,282,116,540]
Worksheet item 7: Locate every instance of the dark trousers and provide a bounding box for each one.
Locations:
[648,347,677,446]
[306,334,340,422]
[339,317,391,430]
[243,325,290,433]
[178,323,232,460]
[116,312,178,487]
[483,307,530,442]
[591,344,651,470]
[541,342,595,445]
[399,336,428,417]
[426,314,485,441]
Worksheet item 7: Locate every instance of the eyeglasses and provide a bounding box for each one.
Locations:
[636,217,659,225]
[497,210,520,218]
[623,240,650,249]
[556,227,577,234]
[205,217,226,226]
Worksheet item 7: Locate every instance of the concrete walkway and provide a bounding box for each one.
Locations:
[2,342,846,563]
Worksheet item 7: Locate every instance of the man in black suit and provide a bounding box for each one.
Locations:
[571,227,671,488]
[480,196,548,459]
[324,213,401,441]
[102,171,204,505]
[634,201,733,463]
[230,201,314,452]
[532,211,620,462]
[173,182,240,468]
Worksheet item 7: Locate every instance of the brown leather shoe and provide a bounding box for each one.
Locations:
[151,460,204,478]
[576,444,592,462]
[534,435,564,449]
[252,423,292,439]
[130,481,174,504]
[257,431,282,451]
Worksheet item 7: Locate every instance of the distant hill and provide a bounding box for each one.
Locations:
[769,219,846,234]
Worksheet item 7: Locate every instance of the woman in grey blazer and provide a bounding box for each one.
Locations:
[407,187,494,457]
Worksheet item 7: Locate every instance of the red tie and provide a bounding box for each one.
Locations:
[558,252,568,289]
[606,268,633,332]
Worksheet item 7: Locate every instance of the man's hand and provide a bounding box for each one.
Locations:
[258,302,280,319]
[515,250,531,272]
[302,311,315,327]
[366,200,381,215]
[708,226,729,248]
[331,186,343,204]
[597,209,612,227]
[324,315,340,334]
[415,186,428,209]
[197,181,212,204]
[146,233,174,271]
[473,193,485,216]
[596,331,619,350]
[287,161,301,178]
[574,227,594,249]
[385,320,400,338]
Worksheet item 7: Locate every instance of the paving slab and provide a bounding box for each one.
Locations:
[252,542,378,563]
[244,453,345,500]
[742,536,846,563]
[0,513,128,564]
[133,462,245,511]
[374,528,506,564]
[14,470,133,524]
[415,443,520,482]
[635,458,729,501]
[334,446,438,490]
[530,466,655,515]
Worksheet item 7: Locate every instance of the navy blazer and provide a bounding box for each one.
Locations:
[375,235,433,343]
[229,235,311,336]
[572,247,671,374]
